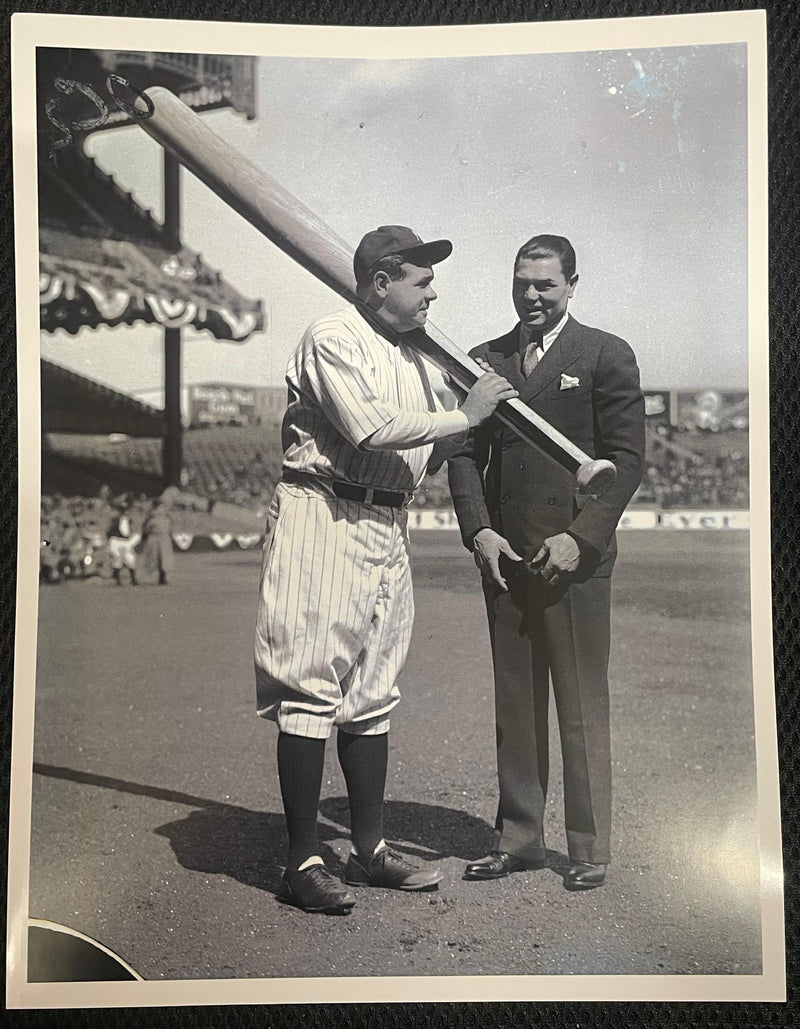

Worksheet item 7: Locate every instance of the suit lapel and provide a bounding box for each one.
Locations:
[484,327,524,385]
[518,315,586,403]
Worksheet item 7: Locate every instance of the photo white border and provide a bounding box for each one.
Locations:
[9,8,781,1008]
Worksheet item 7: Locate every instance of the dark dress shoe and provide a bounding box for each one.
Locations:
[564,862,607,891]
[277,865,356,914]
[463,851,543,880]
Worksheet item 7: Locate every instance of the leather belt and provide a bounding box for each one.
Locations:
[282,469,409,508]
[331,481,407,508]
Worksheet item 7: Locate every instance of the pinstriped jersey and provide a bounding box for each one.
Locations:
[281,305,466,493]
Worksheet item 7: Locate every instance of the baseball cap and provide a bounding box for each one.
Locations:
[353,225,453,284]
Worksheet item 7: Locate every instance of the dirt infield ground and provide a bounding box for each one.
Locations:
[27,529,762,983]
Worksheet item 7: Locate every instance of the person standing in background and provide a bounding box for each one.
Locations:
[140,497,174,586]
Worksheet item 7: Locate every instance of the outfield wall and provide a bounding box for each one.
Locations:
[166,508,749,552]
[406,508,749,532]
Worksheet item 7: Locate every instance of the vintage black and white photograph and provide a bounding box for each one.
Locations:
[8,10,781,1008]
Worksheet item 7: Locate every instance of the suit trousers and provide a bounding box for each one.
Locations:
[485,573,612,865]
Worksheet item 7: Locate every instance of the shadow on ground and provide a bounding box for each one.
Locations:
[154,796,503,895]
[36,763,553,899]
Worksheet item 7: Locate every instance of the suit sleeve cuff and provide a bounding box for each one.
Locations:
[565,529,601,565]
[468,525,493,551]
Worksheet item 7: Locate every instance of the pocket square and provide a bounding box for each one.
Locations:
[560,374,580,390]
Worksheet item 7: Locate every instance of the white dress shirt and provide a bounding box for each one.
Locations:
[520,310,570,365]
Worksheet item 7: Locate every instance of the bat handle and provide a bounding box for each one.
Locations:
[575,458,617,496]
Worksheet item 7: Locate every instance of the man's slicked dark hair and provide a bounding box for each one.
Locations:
[515,234,577,281]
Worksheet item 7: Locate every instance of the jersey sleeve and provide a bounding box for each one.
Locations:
[307,332,397,446]
[308,330,469,451]
[364,408,468,451]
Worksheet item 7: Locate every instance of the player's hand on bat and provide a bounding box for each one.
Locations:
[459,365,518,428]
[443,358,498,403]
[529,532,581,585]
[473,527,523,591]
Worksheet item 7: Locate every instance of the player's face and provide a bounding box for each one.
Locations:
[381,263,438,332]
[512,255,578,334]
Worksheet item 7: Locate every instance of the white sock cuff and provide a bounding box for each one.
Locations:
[349,839,387,858]
[297,855,324,871]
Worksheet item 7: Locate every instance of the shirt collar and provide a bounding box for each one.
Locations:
[520,311,570,353]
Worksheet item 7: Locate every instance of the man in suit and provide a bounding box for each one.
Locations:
[448,234,645,890]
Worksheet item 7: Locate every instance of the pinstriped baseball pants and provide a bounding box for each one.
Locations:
[254,480,414,739]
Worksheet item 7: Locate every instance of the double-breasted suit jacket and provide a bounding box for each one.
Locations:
[448,314,645,865]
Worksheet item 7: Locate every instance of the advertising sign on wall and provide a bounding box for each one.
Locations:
[189,383,256,426]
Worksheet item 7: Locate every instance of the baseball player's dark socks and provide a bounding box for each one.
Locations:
[277,731,326,870]
[337,729,388,860]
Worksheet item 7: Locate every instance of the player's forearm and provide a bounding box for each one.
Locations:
[361,409,468,451]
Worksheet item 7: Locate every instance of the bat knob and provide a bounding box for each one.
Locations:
[575,459,617,496]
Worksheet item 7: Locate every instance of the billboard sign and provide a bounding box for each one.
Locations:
[676,390,748,431]
[643,390,670,424]
[189,383,256,426]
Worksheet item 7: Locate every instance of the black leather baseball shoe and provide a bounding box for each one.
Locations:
[277,865,356,914]
[344,847,442,891]
[564,862,607,891]
[463,851,545,880]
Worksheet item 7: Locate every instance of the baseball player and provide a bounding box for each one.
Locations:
[255,225,517,914]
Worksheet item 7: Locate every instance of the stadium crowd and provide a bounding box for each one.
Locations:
[634,425,749,508]
[179,448,279,511]
[39,486,197,584]
[174,426,750,512]
[40,424,750,582]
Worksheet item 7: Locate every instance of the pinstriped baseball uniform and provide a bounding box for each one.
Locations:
[255,305,468,739]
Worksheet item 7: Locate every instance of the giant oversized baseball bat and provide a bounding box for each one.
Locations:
[138,86,616,495]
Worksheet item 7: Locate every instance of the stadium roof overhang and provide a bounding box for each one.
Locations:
[39,148,265,343]
[38,48,263,343]
[42,358,166,437]
[37,48,258,133]
[37,48,263,472]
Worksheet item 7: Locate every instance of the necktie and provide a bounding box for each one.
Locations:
[522,334,544,378]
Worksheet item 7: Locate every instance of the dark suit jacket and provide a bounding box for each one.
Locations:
[448,315,646,580]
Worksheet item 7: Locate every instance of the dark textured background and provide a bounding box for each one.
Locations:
[1,0,796,1025]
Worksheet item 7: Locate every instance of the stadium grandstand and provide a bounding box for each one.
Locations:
[37,47,264,503]
[35,45,748,583]
[39,361,750,582]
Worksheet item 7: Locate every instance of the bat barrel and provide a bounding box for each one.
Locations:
[141,86,359,301]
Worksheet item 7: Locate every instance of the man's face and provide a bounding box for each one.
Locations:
[512,255,578,334]
[379,262,438,332]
